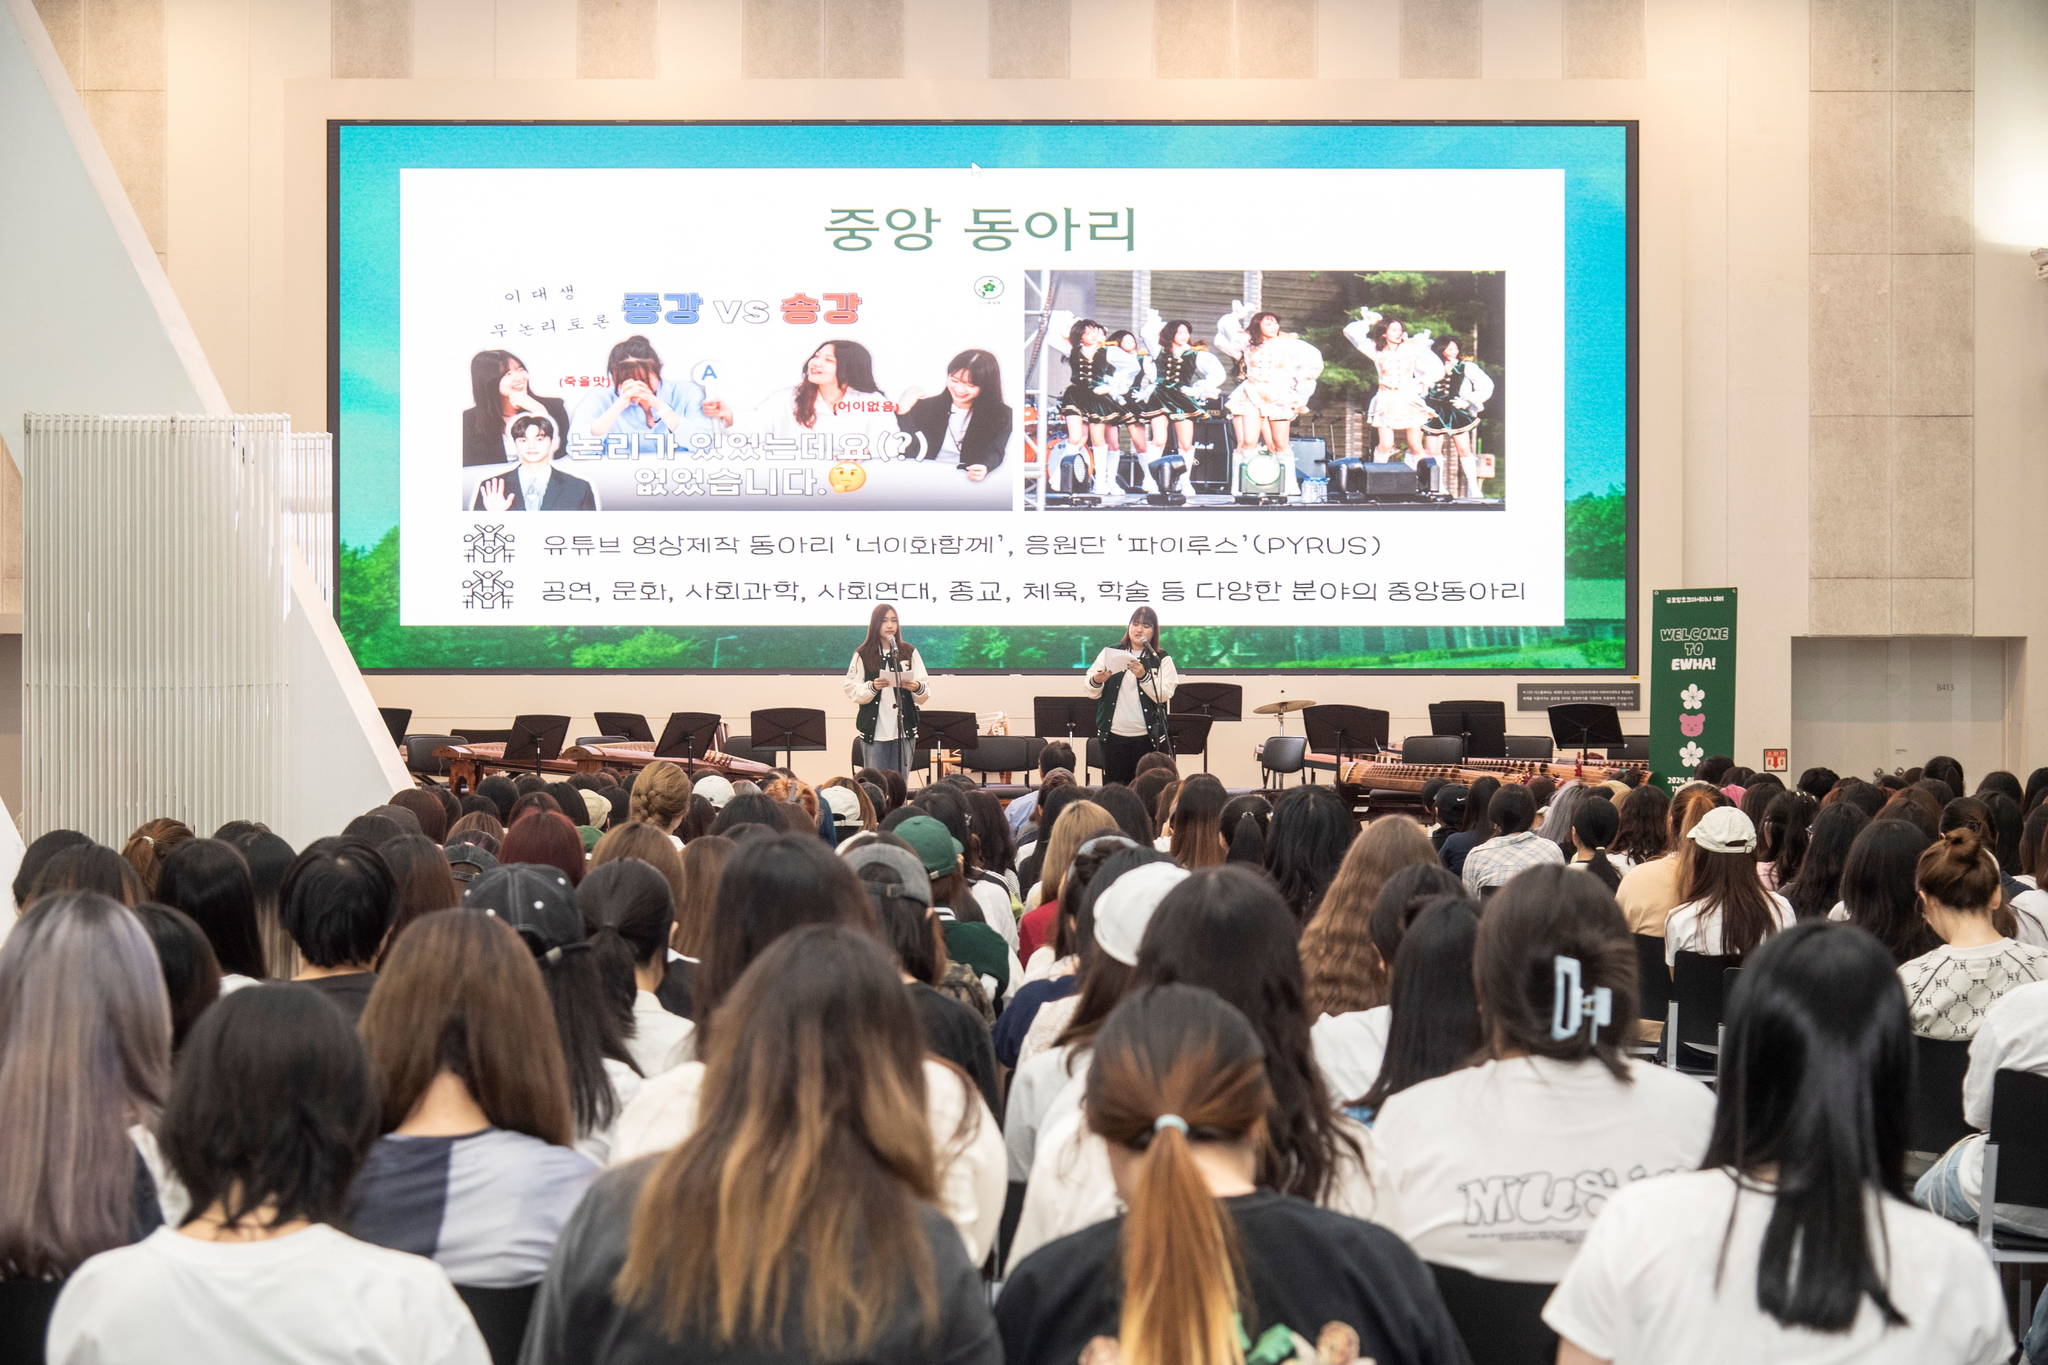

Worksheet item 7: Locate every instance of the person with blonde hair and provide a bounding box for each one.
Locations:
[1017,801,1120,960]
[625,761,692,841]
[1614,782,1729,936]
[1299,817,1441,1019]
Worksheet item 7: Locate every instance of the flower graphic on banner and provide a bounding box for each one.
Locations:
[1679,741,1705,769]
[1681,684,1705,710]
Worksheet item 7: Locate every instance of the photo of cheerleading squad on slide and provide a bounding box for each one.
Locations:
[1024,270,1505,510]
[455,332,1016,513]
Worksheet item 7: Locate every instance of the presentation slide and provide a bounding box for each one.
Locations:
[332,122,1634,673]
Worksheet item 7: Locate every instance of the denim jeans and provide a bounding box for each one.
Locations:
[865,735,915,777]
[1915,1140,2048,1362]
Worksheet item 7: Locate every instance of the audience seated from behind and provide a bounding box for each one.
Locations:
[1566,797,1629,891]
[1896,827,2048,1040]
[1545,921,2012,1365]
[1613,782,1726,937]
[279,838,397,1026]
[998,985,1469,1365]
[1017,800,1118,962]
[1352,895,1482,1124]
[462,864,641,1164]
[1434,775,1499,879]
[1461,784,1566,894]
[579,858,695,1077]
[154,837,268,990]
[1663,807,1795,965]
[1834,817,1942,962]
[1262,784,1355,923]
[374,835,462,968]
[348,909,597,1287]
[1003,741,1077,843]
[130,901,222,1054]
[45,984,489,1365]
[994,834,1134,1069]
[1781,800,1869,921]
[1374,865,1716,1286]
[887,812,1019,1009]
[1011,865,1376,1267]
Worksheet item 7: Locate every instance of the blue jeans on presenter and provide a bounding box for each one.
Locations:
[866,735,915,776]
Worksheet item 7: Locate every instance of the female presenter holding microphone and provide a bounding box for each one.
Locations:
[1087,606,1178,785]
[845,603,930,777]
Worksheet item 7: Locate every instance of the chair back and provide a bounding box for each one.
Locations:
[1671,950,1742,1061]
[1402,734,1466,765]
[1633,934,1670,1021]
[723,733,775,768]
[1085,737,1104,777]
[1427,1262,1558,1365]
[1909,1036,1975,1155]
[1504,734,1554,760]
[961,735,1031,777]
[454,1282,539,1365]
[405,734,465,776]
[1989,1070,2048,1210]
[0,1278,63,1365]
[1259,735,1308,777]
[574,735,627,748]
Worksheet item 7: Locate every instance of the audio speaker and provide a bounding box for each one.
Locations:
[1186,419,1234,492]
[1360,462,1420,495]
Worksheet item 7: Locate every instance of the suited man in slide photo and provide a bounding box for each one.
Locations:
[473,413,598,512]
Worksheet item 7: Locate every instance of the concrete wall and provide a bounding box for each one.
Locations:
[20,0,2044,789]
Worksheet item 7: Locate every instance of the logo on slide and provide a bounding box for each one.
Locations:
[973,275,1004,301]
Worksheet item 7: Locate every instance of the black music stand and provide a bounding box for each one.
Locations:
[1165,714,1213,768]
[920,711,981,785]
[749,708,828,772]
[594,711,655,745]
[503,714,570,774]
[653,712,724,770]
[378,707,411,748]
[1429,700,1508,760]
[1548,704,1625,762]
[1172,683,1243,722]
[1303,705,1390,785]
[1034,697,1100,783]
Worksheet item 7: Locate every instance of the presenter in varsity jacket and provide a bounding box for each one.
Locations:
[473,414,598,512]
[845,603,931,776]
[895,349,1012,482]
[1086,606,1179,786]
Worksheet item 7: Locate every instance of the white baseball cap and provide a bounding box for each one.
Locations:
[1688,805,1757,854]
[692,774,735,808]
[1093,863,1191,966]
[821,785,863,825]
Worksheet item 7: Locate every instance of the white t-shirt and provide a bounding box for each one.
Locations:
[1543,1170,2011,1365]
[1947,979,2048,1235]
[572,1058,644,1167]
[627,990,696,1078]
[46,1224,489,1365]
[609,1057,1006,1265]
[2010,888,2048,949]
[1004,1041,1088,1180]
[1373,1055,1716,1282]
[970,876,1019,950]
[1311,1006,1391,1107]
[1665,891,1797,965]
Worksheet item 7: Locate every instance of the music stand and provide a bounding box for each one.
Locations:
[1034,697,1100,783]
[378,707,411,748]
[1547,704,1625,762]
[1303,705,1391,783]
[594,711,655,745]
[749,708,828,772]
[1429,700,1508,760]
[654,712,724,771]
[1172,683,1243,723]
[502,714,570,774]
[919,711,981,785]
[1165,714,1213,769]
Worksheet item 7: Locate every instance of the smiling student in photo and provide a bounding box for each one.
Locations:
[473,414,597,512]
[894,348,1012,482]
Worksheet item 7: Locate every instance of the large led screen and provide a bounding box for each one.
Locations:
[330,121,1634,672]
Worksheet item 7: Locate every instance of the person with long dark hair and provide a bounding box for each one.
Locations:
[895,347,1011,481]
[1376,865,1715,1285]
[1546,921,2012,1364]
[998,986,1470,1365]
[1420,333,1494,497]
[720,338,903,460]
[844,602,930,778]
[1610,783,1671,866]
[1436,774,1501,878]
[1011,866,1376,1266]
[461,348,569,467]
[572,333,712,443]
[1220,791,1270,864]
[1086,606,1177,785]
[1836,817,1941,963]
[1664,807,1795,965]
[1343,308,1444,468]
[1142,318,1226,498]
[1567,797,1627,892]
[1216,305,1322,468]
[1049,316,1116,490]
[1354,895,1483,1118]
[1755,790,1817,893]
[1783,801,1869,920]
[1264,783,1356,923]
[153,837,266,987]
[579,858,695,1077]
[1616,783,1728,936]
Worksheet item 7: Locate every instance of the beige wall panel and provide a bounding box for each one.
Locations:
[1892,577,1973,635]
[82,89,168,249]
[1068,0,1149,78]
[821,0,902,76]
[1894,0,1972,91]
[1891,90,1973,255]
[659,0,742,76]
[1480,0,1561,79]
[1155,0,1233,77]
[496,0,577,77]
[1810,578,1891,636]
[83,0,165,89]
[987,0,1065,77]
[1316,0,1397,78]
[1808,0,1888,91]
[1562,0,1641,79]
[1236,0,1316,78]
[740,0,819,74]
[1400,0,1479,78]
[332,0,411,75]
[1807,91,1889,255]
[1888,415,1972,578]
[1809,415,1890,578]
[414,0,498,77]
[904,0,986,78]
[1889,253,1972,416]
[1808,253,1891,417]
[167,0,253,405]
[34,0,86,85]
[578,0,660,76]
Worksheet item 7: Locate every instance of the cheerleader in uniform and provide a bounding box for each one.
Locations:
[1422,335,1495,498]
[1047,318,1119,492]
[1145,319,1226,498]
[1215,304,1323,496]
[1101,329,1154,495]
[1342,309,1444,471]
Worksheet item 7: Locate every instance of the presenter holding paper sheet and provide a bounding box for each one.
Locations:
[1087,606,1178,785]
[844,603,930,777]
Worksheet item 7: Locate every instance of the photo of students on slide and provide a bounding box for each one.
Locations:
[462,350,572,468]
[473,413,598,511]
[893,348,1011,482]
[571,335,718,443]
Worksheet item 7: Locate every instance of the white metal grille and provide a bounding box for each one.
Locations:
[23,414,289,841]
[288,431,335,608]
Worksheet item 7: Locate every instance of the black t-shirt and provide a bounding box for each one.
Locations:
[295,972,377,1027]
[655,957,696,1021]
[907,981,1000,1118]
[522,1159,1001,1365]
[997,1191,1470,1365]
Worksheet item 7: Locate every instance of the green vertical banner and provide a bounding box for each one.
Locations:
[1649,589,1739,793]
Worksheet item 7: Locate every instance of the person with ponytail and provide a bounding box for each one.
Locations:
[1220,792,1270,865]
[578,858,694,1077]
[1897,827,2048,1040]
[1566,797,1626,891]
[1163,773,1229,869]
[997,985,1468,1365]
[1375,865,1714,1286]
[1547,921,2011,1365]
